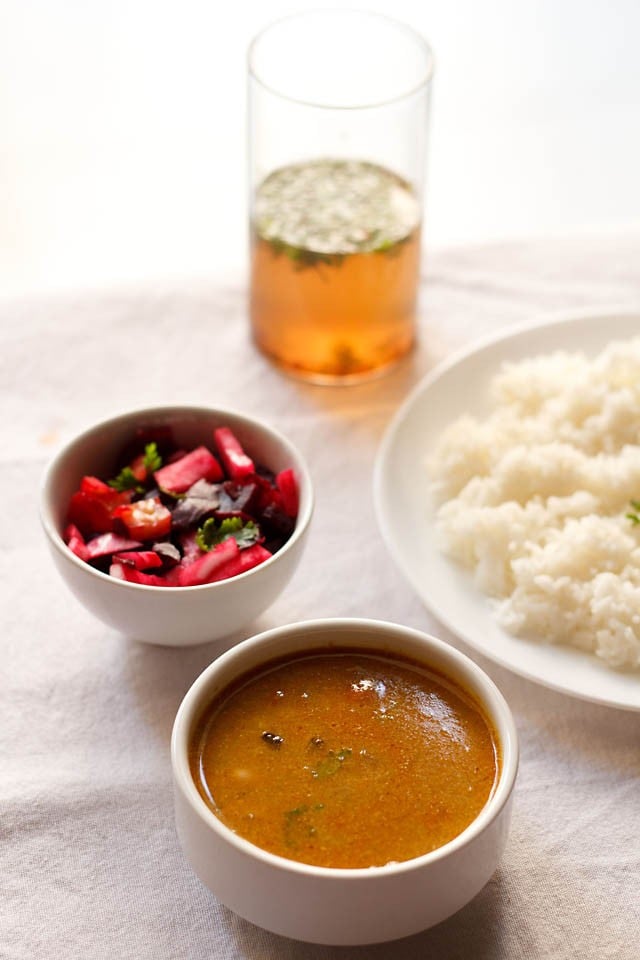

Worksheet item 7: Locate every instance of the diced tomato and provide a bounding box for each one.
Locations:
[275,468,299,518]
[113,498,172,541]
[113,550,163,570]
[177,538,239,586]
[64,523,89,561]
[80,475,113,496]
[68,491,112,535]
[80,477,131,510]
[208,544,272,582]
[154,446,223,494]
[213,427,255,480]
[68,492,125,536]
[68,477,132,536]
[110,563,179,587]
[129,454,148,484]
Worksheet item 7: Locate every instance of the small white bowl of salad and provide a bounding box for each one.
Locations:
[40,405,314,646]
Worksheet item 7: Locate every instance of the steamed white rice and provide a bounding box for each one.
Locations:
[428,336,640,670]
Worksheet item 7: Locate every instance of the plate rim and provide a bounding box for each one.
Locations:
[373,308,640,711]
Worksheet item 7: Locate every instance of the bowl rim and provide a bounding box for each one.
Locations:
[171,617,519,878]
[39,403,314,592]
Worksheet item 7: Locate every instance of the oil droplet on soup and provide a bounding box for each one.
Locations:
[190,651,499,869]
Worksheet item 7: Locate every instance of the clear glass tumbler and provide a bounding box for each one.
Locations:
[248,10,433,383]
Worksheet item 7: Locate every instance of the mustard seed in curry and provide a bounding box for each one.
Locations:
[190,650,499,869]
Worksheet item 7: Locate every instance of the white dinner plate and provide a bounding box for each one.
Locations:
[374,311,640,711]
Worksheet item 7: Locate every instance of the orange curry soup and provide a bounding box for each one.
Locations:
[189,649,500,869]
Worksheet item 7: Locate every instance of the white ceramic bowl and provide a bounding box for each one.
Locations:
[171,618,519,945]
[40,405,313,646]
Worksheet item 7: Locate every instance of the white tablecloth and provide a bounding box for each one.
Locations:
[3,233,640,959]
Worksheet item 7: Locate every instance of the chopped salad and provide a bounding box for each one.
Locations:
[64,425,299,587]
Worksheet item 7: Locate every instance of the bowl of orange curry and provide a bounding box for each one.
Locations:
[171,618,518,945]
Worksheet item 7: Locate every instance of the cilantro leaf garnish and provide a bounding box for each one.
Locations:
[625,500,640,527]
[143,442,162,472]
[196,516,260,552]
[107,443,161,493]
[108,466,143,493]
[626,500,640,525]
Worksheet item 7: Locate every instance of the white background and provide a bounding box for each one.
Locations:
[1,0,640,299]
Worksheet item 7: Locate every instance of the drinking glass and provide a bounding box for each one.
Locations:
[248,10,433,383]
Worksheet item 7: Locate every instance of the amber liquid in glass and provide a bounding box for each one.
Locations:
[250,159,421,382]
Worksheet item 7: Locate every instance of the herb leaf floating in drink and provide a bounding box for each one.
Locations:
[63,426,299,587]
[250,159,421,379]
